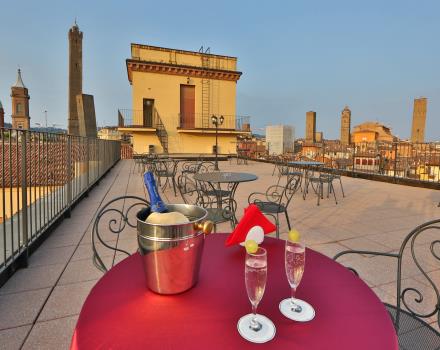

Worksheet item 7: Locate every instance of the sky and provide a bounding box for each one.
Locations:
[0,0,439,140]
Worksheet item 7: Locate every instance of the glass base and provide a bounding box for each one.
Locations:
[237,313,276,343]
[279,298,315,322]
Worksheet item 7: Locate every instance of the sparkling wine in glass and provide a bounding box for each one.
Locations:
[237,247,276,343]
[279,240,315,322]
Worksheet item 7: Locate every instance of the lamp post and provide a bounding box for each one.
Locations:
[211,115,224,170]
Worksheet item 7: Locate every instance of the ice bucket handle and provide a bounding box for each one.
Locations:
[193,221,214,235]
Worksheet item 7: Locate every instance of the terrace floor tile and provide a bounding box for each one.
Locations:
[38,280,96,322]
[21,315,78,350]
[0,288,51,330]
[0,325,31,350]
[0,264,65,295]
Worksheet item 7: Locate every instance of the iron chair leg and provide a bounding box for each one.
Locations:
[339,178,345,197]
[331,183,338,204]
[284,210,292,230]
[317,182,322,206]
[172,177,177,197]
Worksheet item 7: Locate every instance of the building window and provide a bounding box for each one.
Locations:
[18,123,23,129]
[16,103,22,113]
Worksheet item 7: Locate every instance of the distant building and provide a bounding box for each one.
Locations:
[410,97,427,143]
[305,111,316,143]
[352,122,395,143]
[340,106,351,145]
[68,22,83,136]
[119,44,249,154]
[236,135,266,159]
[98,127,122,141]
[0,100,4,128]
[266,125,294,155]
[315,131,323,143]
[11,69,30,130]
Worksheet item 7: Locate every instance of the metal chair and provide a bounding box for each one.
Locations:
[154,159,178,196]
[320,167,345,198]
[92,196,149,273]
[334,219,440,349]
[275,161,303,187]
[303,168,337,206]
[133,153,148,173]
[248,174,301,237]
[177,177,235,231]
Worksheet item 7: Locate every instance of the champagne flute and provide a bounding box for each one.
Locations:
[237,247,276,343]
[279,240,315,322]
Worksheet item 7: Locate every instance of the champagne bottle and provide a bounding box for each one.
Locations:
[143,172,168,213]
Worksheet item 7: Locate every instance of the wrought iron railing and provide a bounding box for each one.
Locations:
[118,109,158,128]
[237,140,440,185]
[178,114,250,131]
[0,128,120,285]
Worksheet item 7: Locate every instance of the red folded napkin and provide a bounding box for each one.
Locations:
[225,204,276,247]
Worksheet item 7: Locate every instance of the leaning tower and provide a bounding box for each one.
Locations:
[68,22,83,135]
[340,106,351,145]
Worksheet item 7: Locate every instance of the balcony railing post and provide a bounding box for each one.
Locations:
[85,137,90,195]
[66,136,72,218]
[20,130,29,266]
[393,142,398,179]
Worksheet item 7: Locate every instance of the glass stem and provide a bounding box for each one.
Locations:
[252,304,257,321]
[250,304,260,330]
[291,287,296,304]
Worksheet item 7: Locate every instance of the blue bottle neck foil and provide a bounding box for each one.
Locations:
[143,172,168,213]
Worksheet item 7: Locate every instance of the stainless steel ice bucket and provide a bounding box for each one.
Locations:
[136,204,213,295]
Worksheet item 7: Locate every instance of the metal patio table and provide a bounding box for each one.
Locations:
[193,172,257,225]
[289,161,325,200]
[71,235,398,350]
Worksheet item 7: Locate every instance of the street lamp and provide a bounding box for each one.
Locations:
[211,115,224,170]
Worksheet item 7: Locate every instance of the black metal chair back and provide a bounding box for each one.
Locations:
[154,159,178,195]
[92,196,149,273]
[393,219,440,329]
[198,161,216,173]
[335,219,440,333]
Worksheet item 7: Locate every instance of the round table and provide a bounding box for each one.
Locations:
[193,171,257,184]
[71,235,397,350]
[193,172,258,225]
[288,161,324,167]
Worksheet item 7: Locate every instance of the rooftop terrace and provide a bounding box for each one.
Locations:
[0,159,439,349]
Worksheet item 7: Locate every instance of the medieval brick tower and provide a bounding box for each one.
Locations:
[0,100,4,128]
[340,106,351,145]
[305,111,316,143]
[411,97,427,143]
[11,69,30,130]
[68,22,83,135]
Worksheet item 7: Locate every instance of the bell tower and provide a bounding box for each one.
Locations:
[11,69,30,130]
[0,100,4,128]
[68,21,83,135]
[340,106,351,145]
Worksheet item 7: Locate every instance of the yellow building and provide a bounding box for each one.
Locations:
[352,122,395,143]
[119,44,250,154]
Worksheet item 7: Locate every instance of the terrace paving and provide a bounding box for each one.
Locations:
[0,159,439,349]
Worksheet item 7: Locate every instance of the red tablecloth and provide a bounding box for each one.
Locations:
[71,235,398,349]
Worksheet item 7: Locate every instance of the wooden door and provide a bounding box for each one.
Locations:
[143,99,154,127]
[180,85,195,128]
